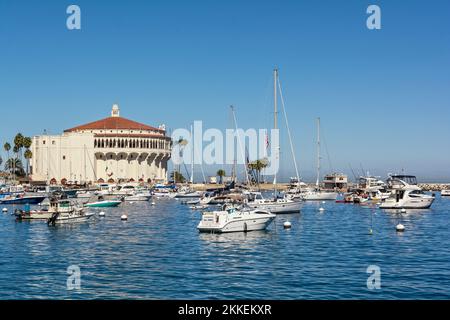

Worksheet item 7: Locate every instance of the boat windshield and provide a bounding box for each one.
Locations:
[391,175,417,185]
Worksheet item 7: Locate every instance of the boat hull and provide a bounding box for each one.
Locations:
[248,201,302,214]
[15,211,53,220]
[302,192,338,201]
[380,198,434,209]
[0,196,46,205]
[85,201,121,208]
[52,213,95,224]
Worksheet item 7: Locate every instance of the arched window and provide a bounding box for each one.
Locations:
[94,139,97,148]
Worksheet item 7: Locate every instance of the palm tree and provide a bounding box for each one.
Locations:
[24,149,32,177]
[216,169,226,184]
[248,159,268,184]
[170,170,186,183]
[23,137,32,150]
[14,133,25,163]
[5,158,25,177]
[4,142,11,179]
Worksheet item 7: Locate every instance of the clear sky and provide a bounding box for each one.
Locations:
[1,0,449,182]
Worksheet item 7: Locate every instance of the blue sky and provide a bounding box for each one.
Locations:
[1,0,449,182]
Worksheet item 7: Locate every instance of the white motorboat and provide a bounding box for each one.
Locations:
[152,188,174,198]
[197,205,275,233]
[47,200,94,225]
[246,192,302,214]
[124,192,151,201]
[380,175,435,209]
[441,189,450,196]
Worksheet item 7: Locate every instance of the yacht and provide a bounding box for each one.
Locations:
[197,204,275,233]
[246,192,302,214]
[380,175,435,209]
[441,189,450,196]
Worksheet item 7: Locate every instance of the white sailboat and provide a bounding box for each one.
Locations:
[256,68,302,213]
[302,118,338,201]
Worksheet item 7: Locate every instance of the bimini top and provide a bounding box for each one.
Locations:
[64,104,165,133]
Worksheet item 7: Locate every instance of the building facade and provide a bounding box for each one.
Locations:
[31,105,172,184]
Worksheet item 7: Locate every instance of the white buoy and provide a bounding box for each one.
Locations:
[2,208,7,213]
[99,211,105,217]
[151,202,156,205]
[121,214,128,221]
[129,201,134,204]
[283,221,292,229]
[400,208,406,213]
[396,224,405,232]
[319,207,325,212]
[322,201,326,204]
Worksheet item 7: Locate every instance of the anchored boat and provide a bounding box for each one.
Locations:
[380,175,435,209]
[85,195,122,208]
[197,204,275,233]
[0,194,46,205]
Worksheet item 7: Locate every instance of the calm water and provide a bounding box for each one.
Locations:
[0,194,449,300]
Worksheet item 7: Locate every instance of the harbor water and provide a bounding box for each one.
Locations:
[0,194,449,299]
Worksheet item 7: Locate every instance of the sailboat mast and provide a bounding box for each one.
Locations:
[316,117,321,187]
[273,68,279,186]
[190,124,194,184]
[230,105,250,185]
[274,68,278,130]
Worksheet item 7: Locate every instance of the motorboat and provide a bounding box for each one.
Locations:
[85,195,122,208]
[16,199,81,220]
[246,192,302,214]
[197,204,276,233]
[124,192,151,202]
[441,189,450,196]
[152,188,174,198]
[380,175,435,209]
[47,201,94,225]
[0,194,46,205]
[175,191,203,199]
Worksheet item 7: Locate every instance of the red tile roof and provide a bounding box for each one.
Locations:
[64,116,164,133]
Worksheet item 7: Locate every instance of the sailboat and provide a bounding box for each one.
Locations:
[302,118,338,201]
[249,68,302,214]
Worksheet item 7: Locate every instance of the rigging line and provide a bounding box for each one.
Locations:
[230,105,250,185]
[321,129,334,173]
[193,139,207,184]
[277,76,300,184]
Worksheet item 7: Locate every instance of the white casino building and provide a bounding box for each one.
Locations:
[31,104,172,184]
